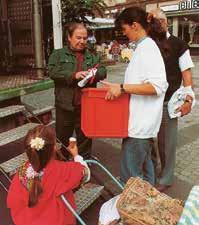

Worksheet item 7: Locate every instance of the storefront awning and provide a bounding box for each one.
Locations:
[86,16,115,29]
[166,9,199,17]
[147,1,199,17]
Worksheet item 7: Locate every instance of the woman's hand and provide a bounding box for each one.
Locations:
[74,71,89,80]
[100,81,121,100]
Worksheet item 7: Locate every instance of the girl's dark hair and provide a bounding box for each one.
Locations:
[115,7,170,58]
[24,125,56,207]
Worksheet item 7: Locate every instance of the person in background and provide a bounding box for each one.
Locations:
[7,125,90,225]
[48,22,107,159]
[87,30,97,51]
[110,40,121,62]
[150,8,194,192]
[101,7,168,185]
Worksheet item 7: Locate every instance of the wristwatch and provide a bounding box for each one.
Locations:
[120,84,126,94]
[184,95,193,104]
[184,99,193,104]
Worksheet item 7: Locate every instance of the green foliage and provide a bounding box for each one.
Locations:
[61,0,107,25]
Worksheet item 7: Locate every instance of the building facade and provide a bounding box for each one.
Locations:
[146,0,199,55]
[103,0,199,54]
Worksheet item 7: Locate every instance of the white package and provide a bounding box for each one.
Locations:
[78,68,97,87]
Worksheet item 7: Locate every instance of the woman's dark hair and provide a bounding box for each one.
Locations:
[24,125,56,207]
[115,7,170,58]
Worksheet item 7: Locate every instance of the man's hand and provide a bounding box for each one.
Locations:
[181,69,194,117]
[74,71,89,80]
[100,81,121,100]
[176,102,192,116]
[176,95,193,116]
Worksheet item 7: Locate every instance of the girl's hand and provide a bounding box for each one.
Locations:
[100,81,121,100]
[67,142,78,157]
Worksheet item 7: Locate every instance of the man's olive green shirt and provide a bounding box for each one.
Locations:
[48,46,107,110]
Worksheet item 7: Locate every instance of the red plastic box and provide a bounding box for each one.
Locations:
[81,88,129,138]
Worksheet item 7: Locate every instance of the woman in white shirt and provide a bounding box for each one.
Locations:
[102,7,168,185]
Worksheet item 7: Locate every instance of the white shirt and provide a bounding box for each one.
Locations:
[99,195,120,225]
[179,50,194,72]
[124,37,168,138]
[167,32,194,72]
[74,155,90,182]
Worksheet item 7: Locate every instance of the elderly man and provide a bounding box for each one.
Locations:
[48,23,107,159]
[150,8,194,192]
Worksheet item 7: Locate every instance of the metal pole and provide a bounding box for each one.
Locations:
[33,0,44,78]
[172,17,179,37]
[85,160,124,190]
[60,195,87,225]
[51,0,63,49]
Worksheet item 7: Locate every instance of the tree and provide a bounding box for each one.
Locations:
[61,0,107,25]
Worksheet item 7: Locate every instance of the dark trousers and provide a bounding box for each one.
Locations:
[152,103,178,185]
[56,106,92,159]
[157,103,177,185]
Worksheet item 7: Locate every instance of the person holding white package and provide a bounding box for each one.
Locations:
[149,8,195,192]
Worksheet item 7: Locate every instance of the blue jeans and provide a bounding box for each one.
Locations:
[120,137,155,185]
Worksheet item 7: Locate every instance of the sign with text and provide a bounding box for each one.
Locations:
[179,0,199,11]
